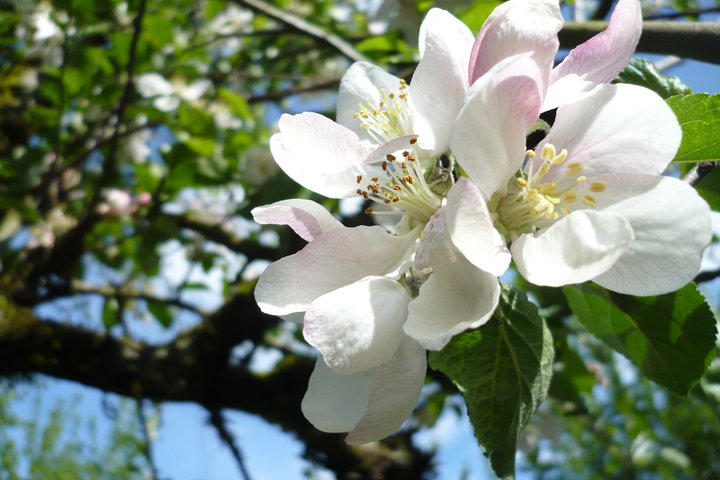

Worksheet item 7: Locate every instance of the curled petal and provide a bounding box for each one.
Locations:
[512,210,634,287]
[252,199,341,242]
[452,54,543,197]
[346,337,426,444]
[589,174,711,295]
[405,256,500,351]
[468,0,562,87]
[445,178,511,276]
[254,225,417,316]
[548,0,642,108]
[303,277,410,374]
[415,208,458,270]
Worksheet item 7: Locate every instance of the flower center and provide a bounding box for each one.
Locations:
[357,136,443,224]
[489,143,606,242]
[353,79,412,143]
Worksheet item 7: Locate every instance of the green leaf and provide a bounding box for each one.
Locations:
[459,0,503,32]
[218,88,252,122]
[667,94,720,163]
[148,302,173,328]
[102,299,119,329]
[429,285,554,479]
[692,164,720,210]
[564,283,717,396]
[184,137,217,156]
[613,58,691,99]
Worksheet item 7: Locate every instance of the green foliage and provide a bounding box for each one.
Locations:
[667,94,720,163]
[563,283,717,396]
[614,58,692,99]
[430,285,554,479]
[692,166,720,211]
[0,382,151,480]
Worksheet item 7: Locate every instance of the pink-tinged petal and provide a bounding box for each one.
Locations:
[304,277,410,374]
[468,0,562,86]
[451,54,543,197]
[405,255,501,351]
[586,174,711,295]
[536,84,681,181]
[301,357,372,433]
[511,209,634,287]
[549,0,641,107]
[251,199,342,242]
[254,225,417,316]
[410,8,474,155]
[445,178,511,276]
[336,62,405,142]
[415,208,458,270]
[346,337,426,444]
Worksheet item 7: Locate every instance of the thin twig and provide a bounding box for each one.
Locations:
[644,7,720,20]
[682,162,716,186]
[208,408,253,480]
[247,77,340,104]
[136,399,160,480]
[231,0,370,63]
[695,269,720,284]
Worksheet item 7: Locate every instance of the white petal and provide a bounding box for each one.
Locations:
[451,54,543,197]
[468,0,562,86]
[511,209,634,287]
[251,199,342,242]
[415,208,458,270]
[537,84,681,181]
[254,225,416,315]
[336,62,404,141]
[136,73,174,97]
[301,357,371,433]
[549,0,641,107]
[410,8,474,155]
[180,79,212,100]
[304,277,410,374]
[445,178,511,276]
[269,112,370,198]
[345,337,426,444]
[153,95,180,112]
[405,256,501,351]
[589,174,711,295]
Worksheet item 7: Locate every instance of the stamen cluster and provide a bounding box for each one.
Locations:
[489,143,606,241]
[353,80,412,143]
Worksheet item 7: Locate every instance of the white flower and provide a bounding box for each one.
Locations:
[447,54,711,296]
[136,73,211,112]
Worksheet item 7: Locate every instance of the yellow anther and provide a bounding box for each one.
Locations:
[561,207,571,216]
[566,162,583,176]
[583,194,597,207]
[516,177,528,188]
[541,143,556,161]
[356,175,362,183]
[563,192,577,202]
[525,150,536,158]
[590,181,607,192]
[551,149,568,165]
[364,207,373,214]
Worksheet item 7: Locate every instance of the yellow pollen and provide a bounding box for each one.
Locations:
[563,192,577,202]
[551,149,568,165]
[583,194,597,207]
[566,162,583,176]
[541,143,556,162]
[356,175,362,183]
[516,177,527,188]
[364,207,373,214]
[561,207,571,216]
[386,154,395,161]
[590,181,607,192]
[409,136,418,144]
[525,150,535,158]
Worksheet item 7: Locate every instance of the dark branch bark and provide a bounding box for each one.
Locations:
[231,0,370,64]
[0,294,433,479]
[247,78,341,104]
[208,408,254,480]
[560,21,720,65]
[682,162,716,186]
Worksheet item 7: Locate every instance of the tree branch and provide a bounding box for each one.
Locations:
[0,294,433,479]
[247,78,341,104]
[682,162,716,186]
[644,7,720,20]
[560,21,720,65]
[695,269,720,283]
[230,0,370,64]
[208,408,253,480]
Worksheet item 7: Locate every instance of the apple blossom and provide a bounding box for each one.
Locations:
[448,55,711,296]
